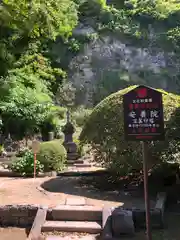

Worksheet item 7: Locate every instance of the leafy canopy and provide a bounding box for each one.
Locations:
[0,0,78,138]
[0,0,78,40]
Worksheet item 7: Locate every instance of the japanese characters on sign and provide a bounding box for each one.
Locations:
[123,86,165,141]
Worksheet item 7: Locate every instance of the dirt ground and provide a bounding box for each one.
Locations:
[0,227,27,240]
[0,176,155,208]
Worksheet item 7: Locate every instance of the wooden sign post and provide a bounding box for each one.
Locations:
[32,140,40,180]
[123,85,165,240]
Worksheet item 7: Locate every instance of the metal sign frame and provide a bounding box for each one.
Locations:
[123,85,165,141]
[123,85,165,240]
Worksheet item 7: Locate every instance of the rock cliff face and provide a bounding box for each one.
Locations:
[50,0,180,106]
[68,24,178,106]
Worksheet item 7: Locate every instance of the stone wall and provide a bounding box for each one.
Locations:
[0,205,38,227]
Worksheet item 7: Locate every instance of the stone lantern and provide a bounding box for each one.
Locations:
[62,110,78,161]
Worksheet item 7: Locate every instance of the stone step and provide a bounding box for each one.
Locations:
[42,221,102,234]
[66,159,84,165]
[51,205,102,221]
[67,153,79,160]
[73,163,92,168]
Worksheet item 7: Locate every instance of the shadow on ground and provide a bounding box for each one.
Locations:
[41,176,155,208]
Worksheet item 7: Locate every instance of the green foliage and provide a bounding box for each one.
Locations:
[40,106,66,140]
[74,138,84,157]
[17,147,29,157]
[0,70,54,138]
[10,150,43,176]
[56,82,76,108]
[127,0,180,19]
[80,86,180,175]
[0,41,15,76]
[0,0,78,138]
[72,107,92,127]
[1,0,180,140]
[37,140,67,172]
[0,39,68,138]
[0,145,4,153]
[92,0,180,52]
[13,41,67,93]
[0,0,78,40]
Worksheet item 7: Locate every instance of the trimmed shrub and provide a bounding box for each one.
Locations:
[37,140,67,172]
[72,107,92,127]
[80,86,180,175]
[9,150,43,176]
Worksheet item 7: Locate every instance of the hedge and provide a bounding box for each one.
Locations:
[80,86,180,175]
[37,140,67,172]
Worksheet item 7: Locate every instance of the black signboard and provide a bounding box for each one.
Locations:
[123,85,165,141]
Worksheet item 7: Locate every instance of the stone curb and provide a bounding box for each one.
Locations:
[0,204,103,227]
[57,169,109,177]
[0,170,57,178]
[0,169,108,177]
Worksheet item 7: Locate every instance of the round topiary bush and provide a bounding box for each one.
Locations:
[80,86,180,175]
[37,140,67,172]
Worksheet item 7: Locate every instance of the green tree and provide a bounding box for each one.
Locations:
[56,82,76,109]
[0,0,78,138]
[0,0,78,40]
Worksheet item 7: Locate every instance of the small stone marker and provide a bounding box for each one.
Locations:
[112,208,135,237]
[32,140,40,154]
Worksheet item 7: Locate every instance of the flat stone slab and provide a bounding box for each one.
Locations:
[51,205,102,221]
[65,197,86,206]
[42,221,101,234]
[46,235,97,240]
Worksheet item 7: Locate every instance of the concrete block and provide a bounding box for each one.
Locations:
[112,208,134,237]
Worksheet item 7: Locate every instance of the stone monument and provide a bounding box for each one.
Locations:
[62,109,79,161]
[4,133,13,152]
